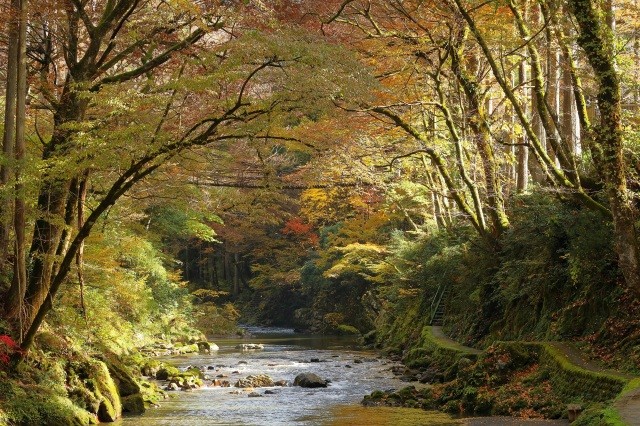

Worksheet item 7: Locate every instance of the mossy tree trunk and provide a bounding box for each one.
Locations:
[449,29,510,237]
[3,0,28,329]
[568,0,640,296]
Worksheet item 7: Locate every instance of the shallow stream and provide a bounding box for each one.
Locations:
[116,326,460,425]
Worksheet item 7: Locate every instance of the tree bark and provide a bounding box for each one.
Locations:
[569,0,640,296]
[3,0,27,325]
[13,0,28,337]
[517,59,529,192]
[0,0,19,283]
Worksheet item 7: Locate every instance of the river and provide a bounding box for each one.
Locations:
[115,327,461,426]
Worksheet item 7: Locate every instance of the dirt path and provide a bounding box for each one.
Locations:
[430,326,482,355]
[548,342,634,380]
[614,387,640,426]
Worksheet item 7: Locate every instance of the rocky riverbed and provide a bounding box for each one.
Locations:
[116,329,461,425]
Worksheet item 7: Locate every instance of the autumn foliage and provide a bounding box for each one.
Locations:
[282,217,319,248]
[0,335,19,366]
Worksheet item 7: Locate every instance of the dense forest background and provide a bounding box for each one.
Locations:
[0,1,639,417]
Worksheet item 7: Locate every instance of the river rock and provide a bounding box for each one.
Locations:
[211,379,231,387]
[293,373,329,388]
[274,380,289,387]
[197,341,220,353]
[418,368,442,384]
[234,374,275,388]
[165,383,180,391]
[248,392,263,397]
[156,366,180,380]
[121,393,145,414]
[142,360,162,377]
[236,343,264,350]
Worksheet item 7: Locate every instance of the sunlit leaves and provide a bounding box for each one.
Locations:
[322,242,389,281]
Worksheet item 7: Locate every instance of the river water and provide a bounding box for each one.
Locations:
[116,327,460,426]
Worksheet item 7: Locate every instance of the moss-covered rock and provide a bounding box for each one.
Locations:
[141,360,162,377]
[97,397,117,422]
[0,380,96,426]
[71,359,122,422]
[185,367,204,380]
[174,343,199,354]
[34,331,71,354]
[138,380,166,407]
[403,348,433,369]
[362,385,437,410]
[155,365,180,380]
[121,393,146,414]
[336,324,360,335]
[101,353,141,398]
[68,385,100,415]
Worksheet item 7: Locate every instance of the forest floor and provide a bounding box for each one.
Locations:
[430,327,639,426]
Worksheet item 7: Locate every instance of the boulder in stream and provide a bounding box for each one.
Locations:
[293,373,329,388]
[197,341,213,353]
[234,374,274,388]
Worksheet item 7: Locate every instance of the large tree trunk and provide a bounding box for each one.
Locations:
[13,0,28,336]
[18,81,88,326]
[545,31,561,165]
[0,0,19,282]
[3,0,27,324]
[569,0,640,296]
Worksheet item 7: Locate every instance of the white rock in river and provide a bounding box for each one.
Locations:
[236,343,264,350]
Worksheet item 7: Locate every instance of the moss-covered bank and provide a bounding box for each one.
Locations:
[0,330,198,425]
[365,327,634,424]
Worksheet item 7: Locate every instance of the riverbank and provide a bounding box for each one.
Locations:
[364,326,639,425]
[2,323,637,425]
[0,326,209,425]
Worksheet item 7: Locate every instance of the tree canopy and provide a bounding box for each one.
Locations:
[0,0,639,365]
